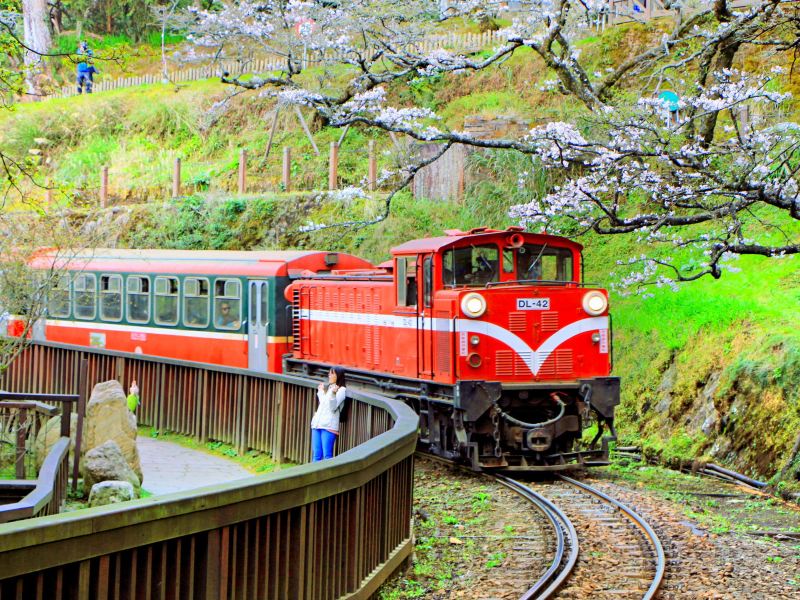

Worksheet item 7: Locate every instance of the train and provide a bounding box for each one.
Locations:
[17,227,619,471]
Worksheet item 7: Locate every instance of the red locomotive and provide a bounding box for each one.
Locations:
[284,227,619,470]
[19,227,618,470]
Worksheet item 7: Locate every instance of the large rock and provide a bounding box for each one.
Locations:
[34,413,79,470]
[83,380,142,483]
[88,480,136,507]
[84,440,140,490]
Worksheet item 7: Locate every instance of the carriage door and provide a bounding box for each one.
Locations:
[417,254,435,379]
[247,280,269,371]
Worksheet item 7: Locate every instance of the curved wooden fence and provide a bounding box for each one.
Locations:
[0,342,418,599]
[0,437,70,524]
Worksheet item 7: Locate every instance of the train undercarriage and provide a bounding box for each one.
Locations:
[285,358,620,472]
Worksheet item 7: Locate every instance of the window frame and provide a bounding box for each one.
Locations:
[73,273,97,321]
[182,276,210,328]
[48,274,71,319]
[213,278,242,331]
[99,274,124,322]
[396,256,418,308]
[126,275,151,324]
[154,276,180,326]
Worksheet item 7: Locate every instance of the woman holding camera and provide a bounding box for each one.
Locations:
[310,367,347,461]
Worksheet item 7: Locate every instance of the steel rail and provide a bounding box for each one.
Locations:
[558,475,666,600]
[494,475,579,599]
[415,454,580,599]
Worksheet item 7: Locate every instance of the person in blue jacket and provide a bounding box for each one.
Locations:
[76,41,99,94]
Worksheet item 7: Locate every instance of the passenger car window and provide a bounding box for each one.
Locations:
[74,273,96,320]
[214,278,242,330]
[100,274,123,321]
[127,276,150,323]
[183,277,209,328]
[48,275,70,318]
[154,277,179,325]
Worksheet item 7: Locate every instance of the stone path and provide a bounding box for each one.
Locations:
[137,436,252,496]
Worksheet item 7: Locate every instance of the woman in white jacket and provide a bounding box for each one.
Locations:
[311,366,347,461]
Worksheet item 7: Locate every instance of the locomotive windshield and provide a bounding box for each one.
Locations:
[443,245,500,286]
[517,244,573,282]
[443,243,574,287]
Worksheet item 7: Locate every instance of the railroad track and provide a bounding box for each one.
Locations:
[416,453,665,599]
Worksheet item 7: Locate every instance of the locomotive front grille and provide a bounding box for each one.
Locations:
[556,349,573,375]
[496,350,513,376]
[508,312,527,332]
[541,312,559,332]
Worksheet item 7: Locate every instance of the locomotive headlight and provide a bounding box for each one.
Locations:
[461,292,487,318]
[470,335,480,346]
[582,291,608,316]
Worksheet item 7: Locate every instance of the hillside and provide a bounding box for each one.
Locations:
[2,23,799,490]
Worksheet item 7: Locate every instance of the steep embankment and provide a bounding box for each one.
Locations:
[2,24,799,486]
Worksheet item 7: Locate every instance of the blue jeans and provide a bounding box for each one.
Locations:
[311,428,337,461]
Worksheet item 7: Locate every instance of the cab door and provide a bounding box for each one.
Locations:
[417,254,435,379]
[247,280,269,371]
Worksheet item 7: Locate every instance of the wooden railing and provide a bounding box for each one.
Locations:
[0,437,70,524]
[0,342,418,598]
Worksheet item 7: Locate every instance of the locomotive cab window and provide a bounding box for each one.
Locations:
[214,279,242,330]
[396,256,417,307]
[48,275,71,318]
[127,276,150,323]
[73,273,96,320]
[183,277,209,328]
[517,245,573,282]
[154,276,179,325]
[100,274,123,321]
[442,245,500,287]
[423,255,433,308]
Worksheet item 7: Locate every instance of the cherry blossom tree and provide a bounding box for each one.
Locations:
[189,0,800,289]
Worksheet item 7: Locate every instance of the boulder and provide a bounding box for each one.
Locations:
[84,440,140,490]
[88,480,136,507]
[83,380,142,483]
[34,413,79,470]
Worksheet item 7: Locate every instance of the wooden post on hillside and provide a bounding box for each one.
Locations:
[100,166,108,208]
[238,149,247,194]
[172,157,181,198]
[368,140,377,191]
[328,142,338,191]
[282,147,292,193]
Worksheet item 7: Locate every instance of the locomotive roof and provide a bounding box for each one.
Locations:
[30,249,374,277]
[391,229,584,255]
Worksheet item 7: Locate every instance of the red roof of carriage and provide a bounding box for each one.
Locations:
[30,249,374,277]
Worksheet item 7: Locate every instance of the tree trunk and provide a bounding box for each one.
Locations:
[22,0,53,98]
[50,1,63,34]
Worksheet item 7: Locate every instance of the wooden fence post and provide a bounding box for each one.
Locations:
[15,408,27,478]
[100,166,108,208]
[172,157,181,198]
[328,142,338,191]
[238,149,247,194]
[282,147,292,192]
[368,140,377,192]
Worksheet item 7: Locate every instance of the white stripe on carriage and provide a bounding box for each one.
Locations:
[46,319,248,341]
